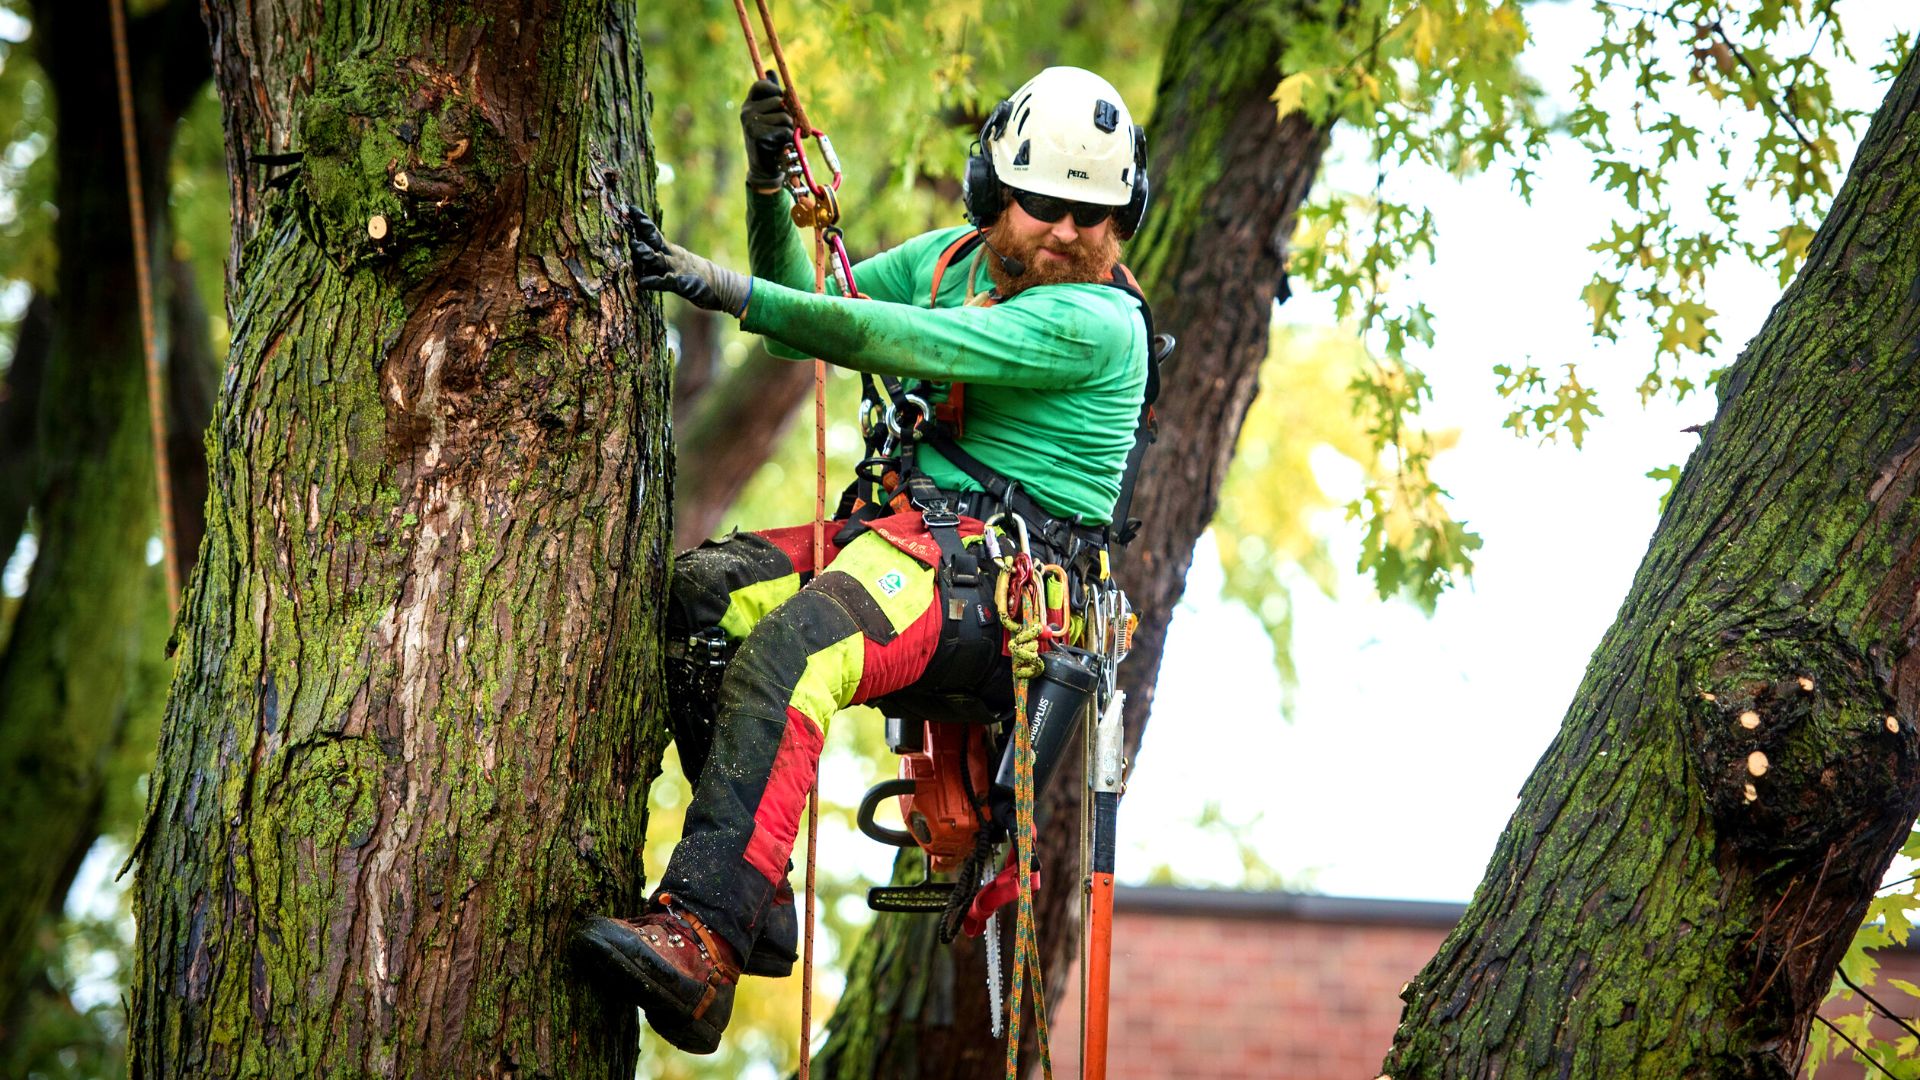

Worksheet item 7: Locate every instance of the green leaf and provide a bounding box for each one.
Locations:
[1646,464,1681,513]
[1656,299,1719,358]
[1581,278,1623,336]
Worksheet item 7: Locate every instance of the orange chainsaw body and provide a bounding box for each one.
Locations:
[897,721,993,871]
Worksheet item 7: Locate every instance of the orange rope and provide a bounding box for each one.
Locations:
[728,1,831,1071]
[799,232,829,1080]
[752,0,814,136]
[108,0,180,613]
[731,0,767,76]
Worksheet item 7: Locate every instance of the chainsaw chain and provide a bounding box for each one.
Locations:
[938,830,994,943]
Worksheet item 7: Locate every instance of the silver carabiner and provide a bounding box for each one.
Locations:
[981,517,1006,564]
[983,512,1030,566]
[1003,512,1032,557]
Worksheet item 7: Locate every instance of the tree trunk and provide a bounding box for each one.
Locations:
[1384,50,1920,1079]
[0,0,206,1025]
[127,3,669,1077]
[672,306,722,425]
[673,340,813,548]
[165,254,219,581]
[815,2,1330,1073]
[0,291,52,576]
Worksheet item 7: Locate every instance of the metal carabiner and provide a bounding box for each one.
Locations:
[999,512,1032,559]
[900,392,932,437]
[816,132,845,189]
[1038,563,1072,638]
[981,524,1005,565]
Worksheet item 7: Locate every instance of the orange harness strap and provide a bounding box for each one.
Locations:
[924,230,986,437]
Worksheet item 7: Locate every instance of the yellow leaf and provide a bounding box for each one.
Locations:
[1271,71,1315,120]
[1411,7,1440,66]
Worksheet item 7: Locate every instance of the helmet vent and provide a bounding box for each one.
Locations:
[1013,93,1034,136]
[1011,140,1031,167]
[1094,100,1120,133]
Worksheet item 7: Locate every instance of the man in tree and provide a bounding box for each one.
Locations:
[575,64,1155,1054]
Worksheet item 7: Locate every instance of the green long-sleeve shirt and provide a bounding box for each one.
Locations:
[739,188,1147,525]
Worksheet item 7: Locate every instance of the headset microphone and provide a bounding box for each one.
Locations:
[978,234,1026,279]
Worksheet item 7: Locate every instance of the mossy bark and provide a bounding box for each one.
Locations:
[0,0,206,1025]
[127,3,670,1077]
[1384,50,1920,1079]
[814,2,1330,1073]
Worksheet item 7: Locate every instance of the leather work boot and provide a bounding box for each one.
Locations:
[575,896,742,1055]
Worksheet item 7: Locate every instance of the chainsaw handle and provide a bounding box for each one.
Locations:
[857,778,918,848]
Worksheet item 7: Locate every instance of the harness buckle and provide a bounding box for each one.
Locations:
[919,496,961,531]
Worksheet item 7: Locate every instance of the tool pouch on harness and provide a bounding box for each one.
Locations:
[908,480,1003,694]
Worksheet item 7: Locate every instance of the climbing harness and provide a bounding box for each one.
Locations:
[838,228,1166,553]
[108,0,180,613]
[833,220,1170,1076]
[852,327,1168,1080]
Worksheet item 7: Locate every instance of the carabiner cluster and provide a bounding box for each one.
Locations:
[984,515,1071,647]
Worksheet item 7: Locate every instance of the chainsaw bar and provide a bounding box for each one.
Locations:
[866,882,958,912]
[985,910,1005,1038]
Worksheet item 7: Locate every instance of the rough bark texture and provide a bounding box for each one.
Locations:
[127,3,670,1077]
[1384,51,1920,1079]
[814,2,1329,1073]
[0,0,206,1025]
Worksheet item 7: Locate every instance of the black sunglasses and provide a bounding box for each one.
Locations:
[1008,187,1114,228]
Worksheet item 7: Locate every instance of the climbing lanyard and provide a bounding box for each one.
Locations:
[726,3,862,1075]
[998,541,1055,1080]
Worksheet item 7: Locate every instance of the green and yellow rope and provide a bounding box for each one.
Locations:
[1000,564,1053,1080]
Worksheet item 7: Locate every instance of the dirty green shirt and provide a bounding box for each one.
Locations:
[739,188,1147,525]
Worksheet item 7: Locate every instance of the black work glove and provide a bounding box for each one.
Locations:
[740,75,795,190]
[624,207,752,317]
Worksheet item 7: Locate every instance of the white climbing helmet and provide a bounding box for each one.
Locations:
[987,66,1138,206]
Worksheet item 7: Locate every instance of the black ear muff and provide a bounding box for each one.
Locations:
[1114,124,1150,240]
[963,100,1013,229]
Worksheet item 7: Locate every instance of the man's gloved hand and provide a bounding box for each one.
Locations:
[740,76,795,190]
[625,208,752,318]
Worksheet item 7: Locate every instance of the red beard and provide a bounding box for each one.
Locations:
[982,217,1121,297]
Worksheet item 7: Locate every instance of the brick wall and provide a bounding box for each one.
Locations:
[1046,890,1453,1079]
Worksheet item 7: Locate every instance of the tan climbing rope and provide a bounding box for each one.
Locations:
[108,0,180,613]
[728,2,861,1073]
